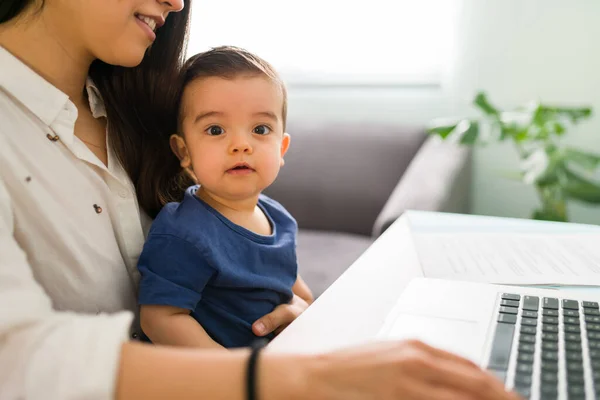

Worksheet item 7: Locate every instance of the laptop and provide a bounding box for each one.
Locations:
[377,278,600,400]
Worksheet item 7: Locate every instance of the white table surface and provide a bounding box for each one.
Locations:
[269,213,423,354]
[269,211,600,354]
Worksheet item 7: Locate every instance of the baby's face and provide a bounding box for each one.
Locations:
[177,75,289,201]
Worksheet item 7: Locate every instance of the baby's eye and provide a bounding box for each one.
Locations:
[206,125,224,136]
[253,125,271,135]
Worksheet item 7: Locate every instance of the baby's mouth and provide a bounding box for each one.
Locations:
[227,163,255,173]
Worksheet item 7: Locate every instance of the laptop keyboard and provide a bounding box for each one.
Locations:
[487,293,600,400]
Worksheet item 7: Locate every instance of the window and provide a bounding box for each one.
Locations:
[187,0,459,86]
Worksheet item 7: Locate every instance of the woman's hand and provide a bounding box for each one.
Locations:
[252,294,309,337]
[293,340,521,400]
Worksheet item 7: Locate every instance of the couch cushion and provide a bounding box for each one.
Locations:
[296,229,373,297]
[265,123,426,236]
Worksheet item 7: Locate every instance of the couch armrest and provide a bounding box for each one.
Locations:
[372,136,472,237]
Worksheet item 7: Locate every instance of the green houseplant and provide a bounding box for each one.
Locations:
[428,93,600,222]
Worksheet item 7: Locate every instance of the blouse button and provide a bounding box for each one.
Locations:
[46,133,59,142]
[93,204,103,214]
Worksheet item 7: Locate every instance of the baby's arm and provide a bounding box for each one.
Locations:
[293,275,314,304]
[140,305,223,349]
[137,233,221,349]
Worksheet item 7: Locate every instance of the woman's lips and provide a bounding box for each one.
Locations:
[135,15,157,41]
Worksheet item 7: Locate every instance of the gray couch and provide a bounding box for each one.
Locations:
[264,123,471,297]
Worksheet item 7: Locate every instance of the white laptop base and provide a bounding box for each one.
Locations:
[378,278,600,400]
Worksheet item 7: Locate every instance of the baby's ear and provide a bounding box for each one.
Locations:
[170,134,190,168]
[170,134,198,183]
[280,132,291,166]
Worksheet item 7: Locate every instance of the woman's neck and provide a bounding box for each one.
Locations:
[0,11,93,107]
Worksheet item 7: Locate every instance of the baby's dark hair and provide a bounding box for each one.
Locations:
[177,46,287,132]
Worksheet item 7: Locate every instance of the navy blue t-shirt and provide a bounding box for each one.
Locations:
[137,186,298,348]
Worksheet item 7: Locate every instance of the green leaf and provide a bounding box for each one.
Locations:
[553,107,592,123]
[562,169,600,203]
[564,148,600,170]
[456,120,480,144]
[473,92,499,117]
[427,123,458,139]
[521,148,565,186]
[532,209,568,222]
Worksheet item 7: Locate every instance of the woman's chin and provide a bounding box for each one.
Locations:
[99,47,148,68]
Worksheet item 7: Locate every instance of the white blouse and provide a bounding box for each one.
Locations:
[0,46,149,399]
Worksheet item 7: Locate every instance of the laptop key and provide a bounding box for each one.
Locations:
[540,371,558,383]
[500,299,519,308]
[542,341,558,351]
[519,334,536,344]
[586,315,600,323]
[517,352,534,364]
[542,324,559,333]
[514,374,533,386]
[589,349,600,360]
[564,316,580,325]
[520,325,536,335]
[583,301,599,309]
[542,351,559,362]
[564,309,580,317]
[542,316,559,325]
[523,296,539,311]
[518,342,535,353]
[541,361,559,372]
[521,310,537,319]
[487,321,515,370]
[588,340,600,349]
[566,352,583,362]
[567,371,585,384]
[542,309,559,317]
[562,299,579,310]
[567,384,586,397]
[589,331,600,341]
[497,313,517,324]
[501,293,520,301]
[565,342,582,352]
[539,386,558,400]
[564,325,581,334]
[499,306,518,315]
[542,332,559,342]
[516,362,534,374]
[567,361,583,373]
[520,318,537,326]
[565,333,582,343]
[543,297,559,309]
[587,323,600,332]
[585,308,600,316]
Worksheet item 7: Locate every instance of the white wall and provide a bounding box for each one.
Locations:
[286,0,600,224]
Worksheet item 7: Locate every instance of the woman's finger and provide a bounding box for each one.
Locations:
[412,356,519,400]
[410,340,480,369]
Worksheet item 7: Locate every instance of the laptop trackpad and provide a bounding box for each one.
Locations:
[386,313,484,363]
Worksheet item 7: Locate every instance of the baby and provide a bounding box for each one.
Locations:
[137,46,312,349]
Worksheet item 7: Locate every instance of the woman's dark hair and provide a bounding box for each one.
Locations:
[1,0,195,218]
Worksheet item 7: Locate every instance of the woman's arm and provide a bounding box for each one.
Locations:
[116,339,521,400]
[140,305,223,349]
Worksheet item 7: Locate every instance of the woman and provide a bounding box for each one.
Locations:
[0,1,519,399]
